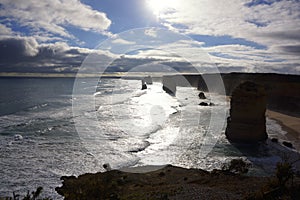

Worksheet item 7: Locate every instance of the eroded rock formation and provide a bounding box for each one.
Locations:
[162,76,176,95]
[144,76,153,85]
[199,102,209,106]
[141,80,147,90]
[198,92,206,99]
[225,81,268,143]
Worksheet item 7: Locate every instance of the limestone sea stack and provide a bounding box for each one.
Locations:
[144,76,153,85]
[225,81,268,143]
[162,76,176,95]
[198,92,206,99]
[141,80,147,90]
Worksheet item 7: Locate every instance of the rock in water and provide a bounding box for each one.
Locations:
[282,141,293,149]
[103,163,112,171]
[141,80,147,90]
[198,92,206,99]
[199,102,209,106]
[14,134,23,141]
[225,81,268,143]
[162,76,176,95]
[144,76,153,85]
[142,84,147,90]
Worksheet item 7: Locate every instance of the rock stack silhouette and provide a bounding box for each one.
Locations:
[226,81,268,143]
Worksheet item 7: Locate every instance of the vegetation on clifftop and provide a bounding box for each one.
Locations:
[55,158,300,200]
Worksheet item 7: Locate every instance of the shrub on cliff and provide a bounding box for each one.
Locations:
[246,156,300,200]
[276,160,294,188]
[222,158,251,174]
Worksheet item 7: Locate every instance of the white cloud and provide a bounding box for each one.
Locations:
[158,0,300,47]
[202,43,300,74]
[24,37,39,56]
[0,24,13,36]
[148,0,300,74]
[0,0,111,38]
[144,28,158,37]
[125,49,182,61]
[111,38,136,45]
[39,42,70,54]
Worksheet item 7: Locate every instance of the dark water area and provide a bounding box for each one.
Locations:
[0,78,75,116]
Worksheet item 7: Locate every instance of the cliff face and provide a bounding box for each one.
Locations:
[162,76,176,95]
[225,81,268,143]
[221,73,300,114]
[162,73,300,114]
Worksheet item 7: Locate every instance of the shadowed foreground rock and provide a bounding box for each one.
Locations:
[55,165,273,200]
[226,81,268,143]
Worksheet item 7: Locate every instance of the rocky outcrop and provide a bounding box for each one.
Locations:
[199,102,209,106]
[282,141,293,149]
[225,81,268,143]
[198,92,206,99]
[141,80,147,90]
[271,138,278,143]
[144,76,153,85]
[56,165,272,200]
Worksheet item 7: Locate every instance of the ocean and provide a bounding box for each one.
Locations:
[0,77,295,199]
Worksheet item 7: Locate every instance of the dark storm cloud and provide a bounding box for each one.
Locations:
[0,37,38,61]
[0,37,91,73]
[0,36,202,74]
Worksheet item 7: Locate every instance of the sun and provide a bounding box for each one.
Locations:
[147,0,180,16]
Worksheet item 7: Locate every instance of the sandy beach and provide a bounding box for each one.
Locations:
[266,110,300,151]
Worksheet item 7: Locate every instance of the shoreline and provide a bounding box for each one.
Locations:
[266,109,300,151]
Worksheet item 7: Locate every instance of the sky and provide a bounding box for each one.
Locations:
[0,0,299,75]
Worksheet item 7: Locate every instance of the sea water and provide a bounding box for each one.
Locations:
[0,77,296,199]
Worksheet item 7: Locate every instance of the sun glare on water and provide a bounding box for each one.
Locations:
[147,0,180,16]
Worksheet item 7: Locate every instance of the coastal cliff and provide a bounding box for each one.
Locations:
[55,164,300,200]
[55,165,270,200]
[162,73,300,114]
[221,73,300,114]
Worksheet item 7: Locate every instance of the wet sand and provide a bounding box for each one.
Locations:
[266,110,300,151]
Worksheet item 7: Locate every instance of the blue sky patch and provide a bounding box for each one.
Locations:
[245,0,281,7]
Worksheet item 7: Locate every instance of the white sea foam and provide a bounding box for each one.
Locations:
[267,117,287,136]
[93,91,102,96]
[14,134,23,141]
